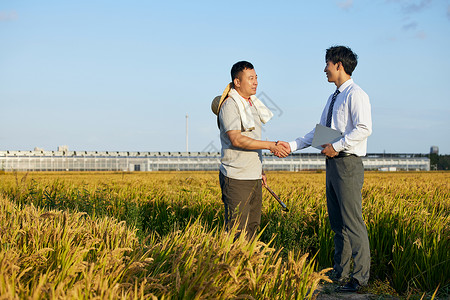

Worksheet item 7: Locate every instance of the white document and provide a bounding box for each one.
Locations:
[311,124,343,150]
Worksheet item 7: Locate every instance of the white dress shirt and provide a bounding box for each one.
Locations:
[289,79,372,157]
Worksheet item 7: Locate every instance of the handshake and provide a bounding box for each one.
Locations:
[270,141,291,158]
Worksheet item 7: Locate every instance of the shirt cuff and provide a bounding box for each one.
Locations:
[332,140,344,153]
[288,141,298,153]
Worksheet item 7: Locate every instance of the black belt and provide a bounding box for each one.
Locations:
[327,152,357,159]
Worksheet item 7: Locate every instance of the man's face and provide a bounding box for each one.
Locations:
[324,60,339,83]
[234,68,258,98]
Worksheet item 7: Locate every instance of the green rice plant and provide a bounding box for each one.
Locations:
[388,208,449,293]
[363,173,449,294]
[0,170,448,297]
[0,194,155,299]
[140,218,331,299]
[0,194,330,299]
[314,207,334,269]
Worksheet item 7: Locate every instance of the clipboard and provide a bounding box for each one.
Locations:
[311,124,343,150]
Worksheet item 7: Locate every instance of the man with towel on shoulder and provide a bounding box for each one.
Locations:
[211,61,290,240]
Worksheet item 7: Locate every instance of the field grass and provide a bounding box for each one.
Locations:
[0,171,449,298]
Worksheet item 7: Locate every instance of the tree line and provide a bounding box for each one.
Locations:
[429,154,450,170]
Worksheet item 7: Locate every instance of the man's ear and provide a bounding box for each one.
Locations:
[233,78,240,88]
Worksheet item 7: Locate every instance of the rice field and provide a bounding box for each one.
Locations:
[0,171,449,299]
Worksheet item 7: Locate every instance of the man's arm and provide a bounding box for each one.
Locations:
[273,127,315,157]
[226,130,290,157]
[285,127,316,154]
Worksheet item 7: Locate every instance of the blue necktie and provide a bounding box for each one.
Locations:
[326,90,340,127]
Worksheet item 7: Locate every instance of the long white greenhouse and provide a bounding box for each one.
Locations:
[0,150,430,172]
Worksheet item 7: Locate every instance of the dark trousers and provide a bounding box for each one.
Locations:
[219,172,262,240]
[326,155,370,285]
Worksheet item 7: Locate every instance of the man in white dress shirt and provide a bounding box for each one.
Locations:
[280,46,372,292]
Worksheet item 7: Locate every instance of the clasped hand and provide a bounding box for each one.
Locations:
[320,143,338,158]
[271,141,291,158]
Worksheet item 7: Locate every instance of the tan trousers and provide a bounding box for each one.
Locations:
[219,172,262,240]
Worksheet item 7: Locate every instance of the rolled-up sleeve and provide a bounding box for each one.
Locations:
[219,100,241,132]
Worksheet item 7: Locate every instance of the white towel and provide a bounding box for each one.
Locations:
[228,88,273,131]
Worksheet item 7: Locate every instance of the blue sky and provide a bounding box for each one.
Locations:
[1,0,449,154]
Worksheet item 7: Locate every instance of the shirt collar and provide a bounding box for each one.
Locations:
[337,78,353,93]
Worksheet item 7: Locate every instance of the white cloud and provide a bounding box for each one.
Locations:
[402,21,418,31]
[415,30,427,39]
[337,0,353,10]
[0,10,18,22]
[385,0,434,38]
[385,0,432,14]
[387,36,398,42]
[402,0,432,14]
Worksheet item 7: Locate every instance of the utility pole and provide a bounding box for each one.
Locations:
[186,114,189,153]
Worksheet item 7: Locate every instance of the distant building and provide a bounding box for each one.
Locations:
[430,146,439,155]
[57,145,69,152]
[0,150,430,172]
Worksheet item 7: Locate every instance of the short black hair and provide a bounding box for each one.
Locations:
[231,61,254,82]
[325,46,358,76]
